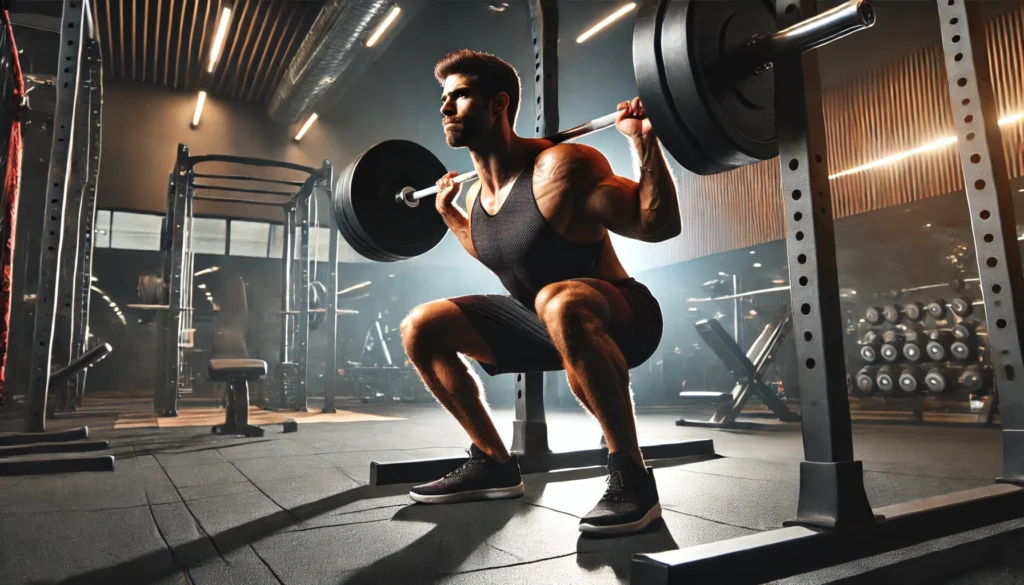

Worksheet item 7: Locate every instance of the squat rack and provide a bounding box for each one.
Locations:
[147,146,337,418]
[632,0,1024,582]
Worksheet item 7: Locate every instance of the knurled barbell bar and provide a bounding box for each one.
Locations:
[333,0,875,263]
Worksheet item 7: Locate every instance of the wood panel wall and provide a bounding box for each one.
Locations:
[625,5,1024,271]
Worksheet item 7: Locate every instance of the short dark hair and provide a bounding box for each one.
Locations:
[434,49,520,128]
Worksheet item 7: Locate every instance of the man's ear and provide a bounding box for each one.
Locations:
[491,92,510,118]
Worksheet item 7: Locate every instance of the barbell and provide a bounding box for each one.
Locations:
[333,0,875,263]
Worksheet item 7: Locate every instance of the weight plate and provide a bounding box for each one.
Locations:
[882,305,902,324]
[633,0,719,174]
[950,341,970,361]
[952,323,972,340]
[926,300,947,319]
[855,370,874,393]
[876,372,894,392]
[958,368,983,392]
[335,140,449,262]
[881,330,899,344]
[926,341,946,361]
[903,342,921,362]
[898,371,919,393]
[865,306,883,325]
[880,343,900,362]
[859,345,876,363]
[950,297,972,318]
[904,301,923,322]
[661,0,777,173]
[925,370,947,393]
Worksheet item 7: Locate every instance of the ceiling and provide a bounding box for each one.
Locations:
[91,0,325,102]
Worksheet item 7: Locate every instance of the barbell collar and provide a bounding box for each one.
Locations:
[401,111,622,206]
[747,0,875,72]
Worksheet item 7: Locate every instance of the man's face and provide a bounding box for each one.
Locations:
[440,73,492,148]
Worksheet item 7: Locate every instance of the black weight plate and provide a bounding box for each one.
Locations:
[926,341,946,361]
[633,0,719,175]
[859,345,876,363]
[865,306,883,325]
[950,297,972,318]
[958,368,984,392]
[903,342,921,362]
[334,155,400,263]
[898,371,920,393]
[926,300,947,319]
[880,343,901,362]
[665,0,777,173]
[882,305,902,324]
[337,140,449,262]
[950,341,971,361]
[855,369,875,393]
[925,370,947,393]
[952,323,972,340]
[904,301,923,322]
[876,371,894,392]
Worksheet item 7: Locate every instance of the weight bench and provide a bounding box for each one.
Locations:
[209,277,297,438]
[369,372,715,485]
[677,305,800,427]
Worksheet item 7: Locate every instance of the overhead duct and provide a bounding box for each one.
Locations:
[267,0,426,125]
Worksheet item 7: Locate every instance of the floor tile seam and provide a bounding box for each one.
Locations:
[247,543,286,585]
[155,462,232,566]
[223,458,303,527]
[439,551,580,577]
[660,505,766,532]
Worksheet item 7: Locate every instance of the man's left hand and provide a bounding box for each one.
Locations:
[615,97,653,139]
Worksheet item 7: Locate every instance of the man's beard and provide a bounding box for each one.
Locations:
[444,115,483,148]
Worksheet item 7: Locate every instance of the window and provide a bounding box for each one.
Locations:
[268,223,285,259]
[193,218,227,255]
[110,211,163,250]
[229,221,270,257]
[93,210,111,248]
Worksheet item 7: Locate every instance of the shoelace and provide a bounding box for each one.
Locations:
[602,470,633,503]
[443,456,486,480]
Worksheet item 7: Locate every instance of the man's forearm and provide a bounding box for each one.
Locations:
[440,206,477,258]
[631,135,680,237]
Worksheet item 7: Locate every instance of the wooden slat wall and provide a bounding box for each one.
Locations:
[624,5,1024,272]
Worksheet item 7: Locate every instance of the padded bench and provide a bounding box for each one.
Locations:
[209,358,297,437]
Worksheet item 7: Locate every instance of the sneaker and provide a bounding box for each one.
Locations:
[579,453,662,535]
[409,444,525,504]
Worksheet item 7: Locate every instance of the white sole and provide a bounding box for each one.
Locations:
[409,482,525,504]
[579,503,662,535]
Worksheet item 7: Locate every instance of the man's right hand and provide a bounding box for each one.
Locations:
[435,170,462,216]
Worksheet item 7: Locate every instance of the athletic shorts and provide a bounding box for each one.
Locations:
[447,278,663,376]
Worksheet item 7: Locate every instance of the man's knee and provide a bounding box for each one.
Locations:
[400,303,447,359]
[535,282,606,336]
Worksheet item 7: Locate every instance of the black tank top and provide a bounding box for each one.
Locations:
[471,165,604,308]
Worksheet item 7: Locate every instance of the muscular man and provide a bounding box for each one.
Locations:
[400,50,680,535]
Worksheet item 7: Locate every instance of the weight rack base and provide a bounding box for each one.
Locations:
[369,439,715,485]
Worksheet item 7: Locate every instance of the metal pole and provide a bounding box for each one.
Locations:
[74,39,103,407]
[162,145,191,417]
[296,191,311,411]
[732,274,740,346]
[323,161,338,413]
[937,0,1024,480]
[279,207,295,407]
[155,173,174,413]
[777,0,872,529]
[26,0,85,432]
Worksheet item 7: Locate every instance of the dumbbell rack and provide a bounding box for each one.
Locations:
[852,290,996,425]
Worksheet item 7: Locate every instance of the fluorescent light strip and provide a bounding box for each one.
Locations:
[576,3,636,44]
[367,6,401,47]
[338,281,371,295]
[208,7,232,72]
[192,91,207,128]
[831,111,1023,179]
[294,113,318,141]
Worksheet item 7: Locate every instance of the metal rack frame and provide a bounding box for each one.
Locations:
[631,1,1024,582]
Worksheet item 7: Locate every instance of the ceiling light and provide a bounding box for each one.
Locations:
[576,3,636,43]
[831,110,1023,179]
[748,310,758,316]
[366,5,401,47]
[208,6,232,72]
[90,276,98,281]
[752,262,762,268]
[338,281,372,295]
[772,279,787,285]
[488,3,509,11]
[294,113,318,141]
[749,250,756,254]
[195,266,220,277]
[191,91,207,128]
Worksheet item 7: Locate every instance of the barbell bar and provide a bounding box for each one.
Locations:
[397,0,873,208]
[334,0,876,262]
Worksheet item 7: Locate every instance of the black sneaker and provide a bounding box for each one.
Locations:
[409,445,524,504]
[579,453,661,535]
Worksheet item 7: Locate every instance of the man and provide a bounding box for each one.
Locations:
[400,49,680,536]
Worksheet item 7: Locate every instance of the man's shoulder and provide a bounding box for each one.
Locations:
[533,142,605,182]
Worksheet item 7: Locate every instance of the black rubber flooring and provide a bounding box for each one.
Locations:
[0,400,1021,585]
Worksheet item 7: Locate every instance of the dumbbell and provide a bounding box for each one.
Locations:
[950,339,974,361]
[926,299,947,319]
[865,306,884,325]
[952,321,978,341]
[898,366,924,393]
[883,304,904,325]
[925,330,954,361]
[903,301,925,323]
[957,365,988,393]
[950,296,973,318]
[859,331,882,363]
[879,330,904,363]
[876,365,896,393]
[902,328,924,361]
[924,368,951,393]
[855,366,877,394]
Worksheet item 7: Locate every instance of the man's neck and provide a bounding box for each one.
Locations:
[469,133,530,195]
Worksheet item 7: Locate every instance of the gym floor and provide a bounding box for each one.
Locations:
[1,399,1023,585]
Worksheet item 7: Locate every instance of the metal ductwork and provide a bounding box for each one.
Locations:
[267,0,426,125]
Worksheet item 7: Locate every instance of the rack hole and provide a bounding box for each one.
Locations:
[796,231,804,241]
[980,209,990,219]
[804,332,813,342]
[792,190,801,200]
[987,257,998,267]
[970,153,981,164]
[799,276,808,286]
[997,318,1007,328]
[993,284,1002,293]
[1006,365,1016,382]
[952,34,961,43]
[794,212,802,221]
[984,233,994,242]
[798,253,807,264]
[801,304,811,315]
[957,77,968,87]
[964,114,973,123]
[789,159,799,171]
[806,358,815,369]
[967,132,976,140]
[955,53,963,61]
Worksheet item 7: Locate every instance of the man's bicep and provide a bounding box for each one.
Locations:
[584,176,647,239]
